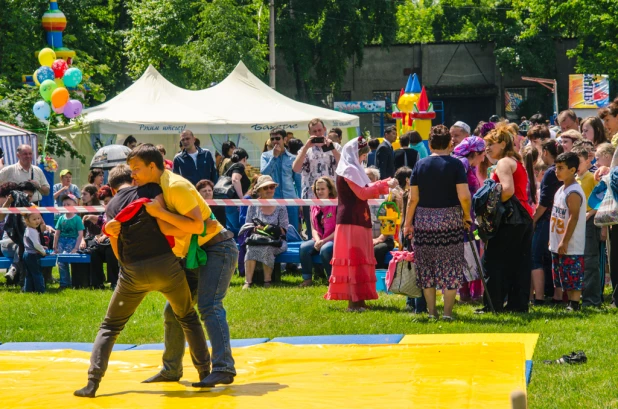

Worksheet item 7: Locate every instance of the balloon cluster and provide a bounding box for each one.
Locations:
[32,47,83,121]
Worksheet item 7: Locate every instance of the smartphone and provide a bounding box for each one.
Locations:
[322,143,335,152]
[312,136,325,144]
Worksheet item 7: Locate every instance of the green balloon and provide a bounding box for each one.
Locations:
[39,79,58,102]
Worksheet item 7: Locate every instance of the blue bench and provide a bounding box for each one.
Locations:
[0,254,91,269]
[274,242,394,266]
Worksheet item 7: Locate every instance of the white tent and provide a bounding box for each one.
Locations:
[82,61,359,135]
[57,61,359,186]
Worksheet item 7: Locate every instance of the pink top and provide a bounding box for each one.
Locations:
[310,205,338,240]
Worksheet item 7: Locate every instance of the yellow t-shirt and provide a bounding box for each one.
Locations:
[160,170,223,256]
[576,171,597,212]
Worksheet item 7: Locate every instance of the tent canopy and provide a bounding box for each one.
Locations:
[0,121,38,166]
[81,61,359,135]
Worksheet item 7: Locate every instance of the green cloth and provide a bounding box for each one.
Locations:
[185,213,216,269]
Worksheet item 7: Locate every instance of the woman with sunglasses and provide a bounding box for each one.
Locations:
[242,175,289,289]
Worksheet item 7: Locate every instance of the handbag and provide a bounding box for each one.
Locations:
[213,164,239,199]
[246,218,284,247]
[386,241,422,298]
[463,234,481,282]
[594,175,618,226]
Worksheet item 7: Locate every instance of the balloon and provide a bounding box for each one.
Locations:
[63,100,83,119]
[51,87,69,109]
[35,66,54,85]
[38,48,56,67]
[51,59,68,78]
[33,101,51,120]
[54,78,65,88]
[39,79,58,101]
[52,105,64,114]
[33,70,41,87]
[63,67,82,88]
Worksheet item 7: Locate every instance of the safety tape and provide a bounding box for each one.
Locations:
[0,199,386,214]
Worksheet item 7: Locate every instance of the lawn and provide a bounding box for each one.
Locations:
[1,272,618,409]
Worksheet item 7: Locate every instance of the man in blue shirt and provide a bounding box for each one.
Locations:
[260,128,300,231]
[173,130,218,186]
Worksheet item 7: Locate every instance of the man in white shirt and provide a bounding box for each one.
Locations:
[293,118,341,236]
[0,145,50,204]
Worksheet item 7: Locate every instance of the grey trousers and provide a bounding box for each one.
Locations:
[582,217,602,307]
[87,253,210,381]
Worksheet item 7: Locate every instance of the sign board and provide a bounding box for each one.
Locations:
[569,74,610,109]
[334,100,386,114]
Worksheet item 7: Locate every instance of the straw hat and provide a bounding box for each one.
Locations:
[253,175,279,192]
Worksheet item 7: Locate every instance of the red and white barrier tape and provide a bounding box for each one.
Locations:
[0,199,386,214]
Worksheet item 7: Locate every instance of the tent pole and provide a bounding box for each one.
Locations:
[269,0,276,89]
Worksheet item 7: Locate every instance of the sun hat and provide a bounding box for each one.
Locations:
[253,175,279,192]
[59,169,72,177]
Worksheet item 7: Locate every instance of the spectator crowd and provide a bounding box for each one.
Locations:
[4,99,618,319]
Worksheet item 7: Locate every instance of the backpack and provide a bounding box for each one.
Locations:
[472,179,505,242]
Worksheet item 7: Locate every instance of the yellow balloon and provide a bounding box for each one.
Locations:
[38,48,56,67]
[54,78,64,88]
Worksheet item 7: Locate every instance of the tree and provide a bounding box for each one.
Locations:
[176,0,269,89]
[276,0,397,102]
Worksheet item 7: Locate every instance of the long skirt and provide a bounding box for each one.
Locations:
[324,224,378,302]
[414,206,466,290]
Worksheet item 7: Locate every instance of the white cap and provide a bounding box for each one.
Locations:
[452,121,471,134]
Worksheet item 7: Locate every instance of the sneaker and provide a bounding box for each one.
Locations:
[298,279,313,288]
[543,351,587,365]
[4,266,17,280]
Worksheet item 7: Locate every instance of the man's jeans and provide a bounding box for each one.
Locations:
[300,239,333,280]
[161,238,238,378]
[87,253,209,381]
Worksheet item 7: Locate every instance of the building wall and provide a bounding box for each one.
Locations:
[275,40,578,136]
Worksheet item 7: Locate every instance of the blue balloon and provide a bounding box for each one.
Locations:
[33,100,51,120]
[63,67,83,88]
[36,66,55,85]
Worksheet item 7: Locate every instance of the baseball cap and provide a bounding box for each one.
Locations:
[59,169,72,177]
[61,193,79,204]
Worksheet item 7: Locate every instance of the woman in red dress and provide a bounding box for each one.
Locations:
[324,136,398,311]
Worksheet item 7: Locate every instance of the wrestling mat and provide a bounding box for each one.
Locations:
[0,333,538,409]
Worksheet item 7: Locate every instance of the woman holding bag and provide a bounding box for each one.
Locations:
[218,148,251,237]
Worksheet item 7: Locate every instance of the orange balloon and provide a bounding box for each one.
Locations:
[51,87,70,109]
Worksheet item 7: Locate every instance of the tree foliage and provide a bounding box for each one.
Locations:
[276,0,397,101]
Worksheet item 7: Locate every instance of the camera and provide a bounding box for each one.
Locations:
[322,143,335,152]
[311,136,324,144]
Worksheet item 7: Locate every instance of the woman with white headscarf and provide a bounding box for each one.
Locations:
[324,136,398,311]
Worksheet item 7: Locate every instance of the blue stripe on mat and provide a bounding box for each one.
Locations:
[0,342,136,352]
[269,334,404,345]
[525,360,533,385]
[131,338,270,350]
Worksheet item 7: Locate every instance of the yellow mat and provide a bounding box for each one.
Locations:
[0,342,526,409]
[400,333,539,360]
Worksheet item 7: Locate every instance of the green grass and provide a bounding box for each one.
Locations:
[1,272,618,408]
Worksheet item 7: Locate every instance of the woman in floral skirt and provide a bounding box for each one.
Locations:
[324,136,398,311]
[403,125,472,320]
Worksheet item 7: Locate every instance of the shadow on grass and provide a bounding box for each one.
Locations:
[95,382,288,398]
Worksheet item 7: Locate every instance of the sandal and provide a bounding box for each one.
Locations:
[242,282,252,290]
[263,281,272,289]
[442,316,453,322]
